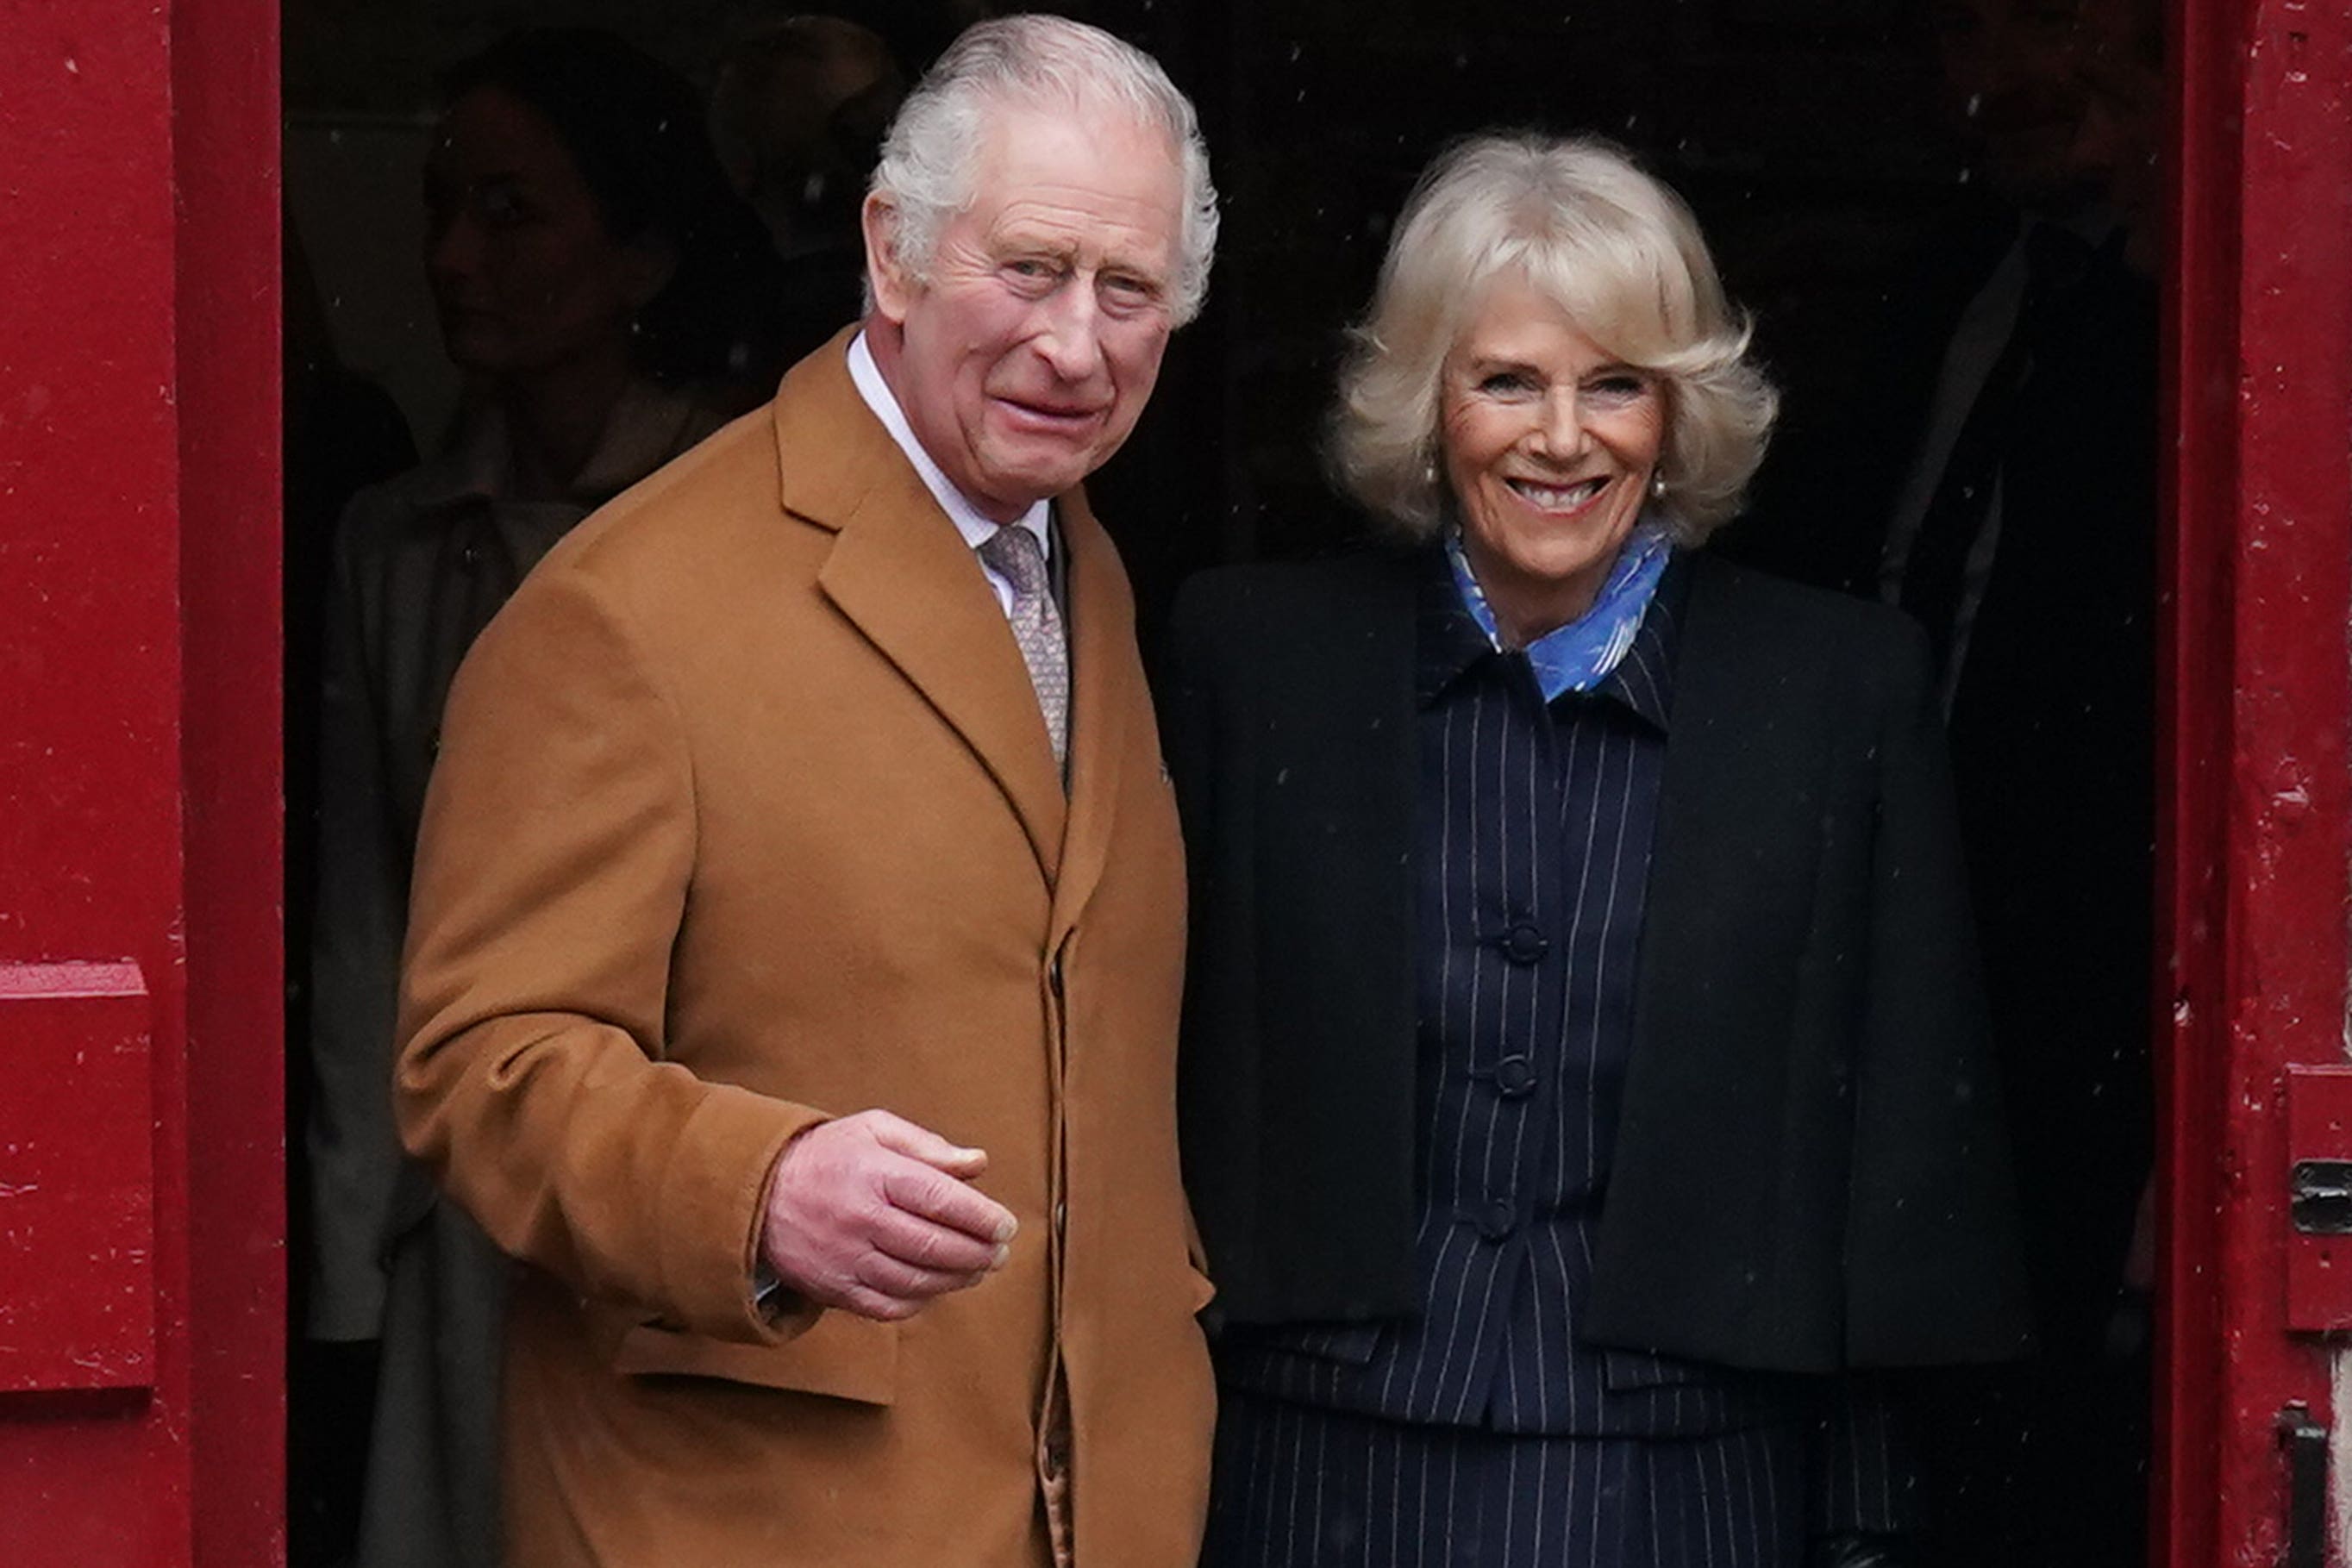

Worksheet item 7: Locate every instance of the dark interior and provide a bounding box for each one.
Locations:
[283,3,2156,1564]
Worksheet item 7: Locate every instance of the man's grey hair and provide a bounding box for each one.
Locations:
[868,15,1219,325]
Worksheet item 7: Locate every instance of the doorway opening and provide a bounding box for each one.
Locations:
[280,3,2163,1564]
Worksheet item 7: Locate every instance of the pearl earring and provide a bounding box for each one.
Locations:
[1648,472,1667,500]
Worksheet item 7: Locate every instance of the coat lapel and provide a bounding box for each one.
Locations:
[1592,556,1833,1353]
[1045,495,1133,946]
[776,334,1067,881]
[1633,556,1823,1030]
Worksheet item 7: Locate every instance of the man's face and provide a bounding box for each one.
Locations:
[865,103,1185,522]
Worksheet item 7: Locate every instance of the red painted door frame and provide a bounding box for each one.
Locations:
[0,1,284,1564]
[0,0,2345,1562]
[2162,0,2352,1562]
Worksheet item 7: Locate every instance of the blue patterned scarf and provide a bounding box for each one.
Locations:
[1445,519,1674,701]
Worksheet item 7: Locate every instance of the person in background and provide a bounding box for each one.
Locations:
[283,213,416,1568]
[1166,134,2030,1568]
[1730,3,2162,1559]
[391,16,1221,1566]
[709,12,906,369]
[303,28,773,1568]
[710,13,904,258]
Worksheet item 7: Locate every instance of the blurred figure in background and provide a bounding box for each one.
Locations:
[284,213,416,1568]
[1733,3,2163,1562]
[710,14,907,372]
[303,28,773,1568]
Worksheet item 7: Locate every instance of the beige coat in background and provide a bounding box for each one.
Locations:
[395,336,1215,1567]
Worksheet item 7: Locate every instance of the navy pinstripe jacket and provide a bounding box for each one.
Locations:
[1163,546,2031,1378]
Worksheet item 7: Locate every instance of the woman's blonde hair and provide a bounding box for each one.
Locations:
[1329,133,1777,543]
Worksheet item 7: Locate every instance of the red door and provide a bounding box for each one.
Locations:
[0,1,2347,1563]
[2165,0,2352,1563]
[0,2,283,1564]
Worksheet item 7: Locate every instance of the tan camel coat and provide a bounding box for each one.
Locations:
[395,335,1216,1567]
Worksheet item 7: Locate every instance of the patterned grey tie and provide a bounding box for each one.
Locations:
[976,523,1069,765]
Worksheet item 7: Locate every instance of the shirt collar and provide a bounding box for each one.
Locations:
[1600,560,1683,732]
[847,329,1051,559]
[1446,520,1673,702]
[1416,541,1686,733]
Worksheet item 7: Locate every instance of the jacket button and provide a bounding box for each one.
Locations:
[1476,1199,1517,1242]
[1501,922,1548,965]
[1493,1054,1537,1098]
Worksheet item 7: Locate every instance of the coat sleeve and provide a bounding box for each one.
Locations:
[393,564,828,1346]
[302,503,409,1342]
[1846,620,2035,1364]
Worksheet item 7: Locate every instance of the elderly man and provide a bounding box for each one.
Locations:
[393,17,1219,1567]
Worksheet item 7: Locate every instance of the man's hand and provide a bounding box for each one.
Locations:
[759,1109,1017,1321]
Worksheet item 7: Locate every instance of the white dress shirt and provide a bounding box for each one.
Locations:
[847,331,1051,622]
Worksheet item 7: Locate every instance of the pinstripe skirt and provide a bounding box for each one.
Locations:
[1202,1388,1805,1568]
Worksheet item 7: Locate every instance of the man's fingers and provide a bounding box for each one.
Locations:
[852,1247,990,1303]
[760,1112,1016,1316]
[881,1159,1018,1244]
[836,1282,927,1322]
[871,1208,1008,1277]
[860,1109,990,1178]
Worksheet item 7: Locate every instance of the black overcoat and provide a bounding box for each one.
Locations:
[1161,547,2032,1375]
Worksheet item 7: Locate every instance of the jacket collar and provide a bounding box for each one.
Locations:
[776,328,1132,921]
[1415,546,1688,733]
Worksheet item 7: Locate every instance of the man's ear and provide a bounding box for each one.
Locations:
[862,191,913,323]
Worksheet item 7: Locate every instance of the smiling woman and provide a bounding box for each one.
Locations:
[1167,132,2031,1568]
[1328,136,1777,563]
[1436,278,1666,641]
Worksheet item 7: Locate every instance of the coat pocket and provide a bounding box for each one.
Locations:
[614,1308,898,1405]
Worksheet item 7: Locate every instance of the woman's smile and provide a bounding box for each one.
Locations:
[1439,272,1664,644]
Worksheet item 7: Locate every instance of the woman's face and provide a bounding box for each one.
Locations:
[423,87,666,380]
[1438,273,1665,641]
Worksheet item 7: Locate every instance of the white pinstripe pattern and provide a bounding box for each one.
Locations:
[1204,1389,1810,1567]
[1208,558,1916,1557]
[1229,582,1721,1437]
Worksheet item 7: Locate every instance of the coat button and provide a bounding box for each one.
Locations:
[1476,1199,1517,1242]
[1493,1054,1537,1098]
[1501,922,1548,965]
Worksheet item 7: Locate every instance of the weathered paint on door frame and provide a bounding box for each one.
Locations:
[0,1,284,1563]
[2161,0,2352,1562]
